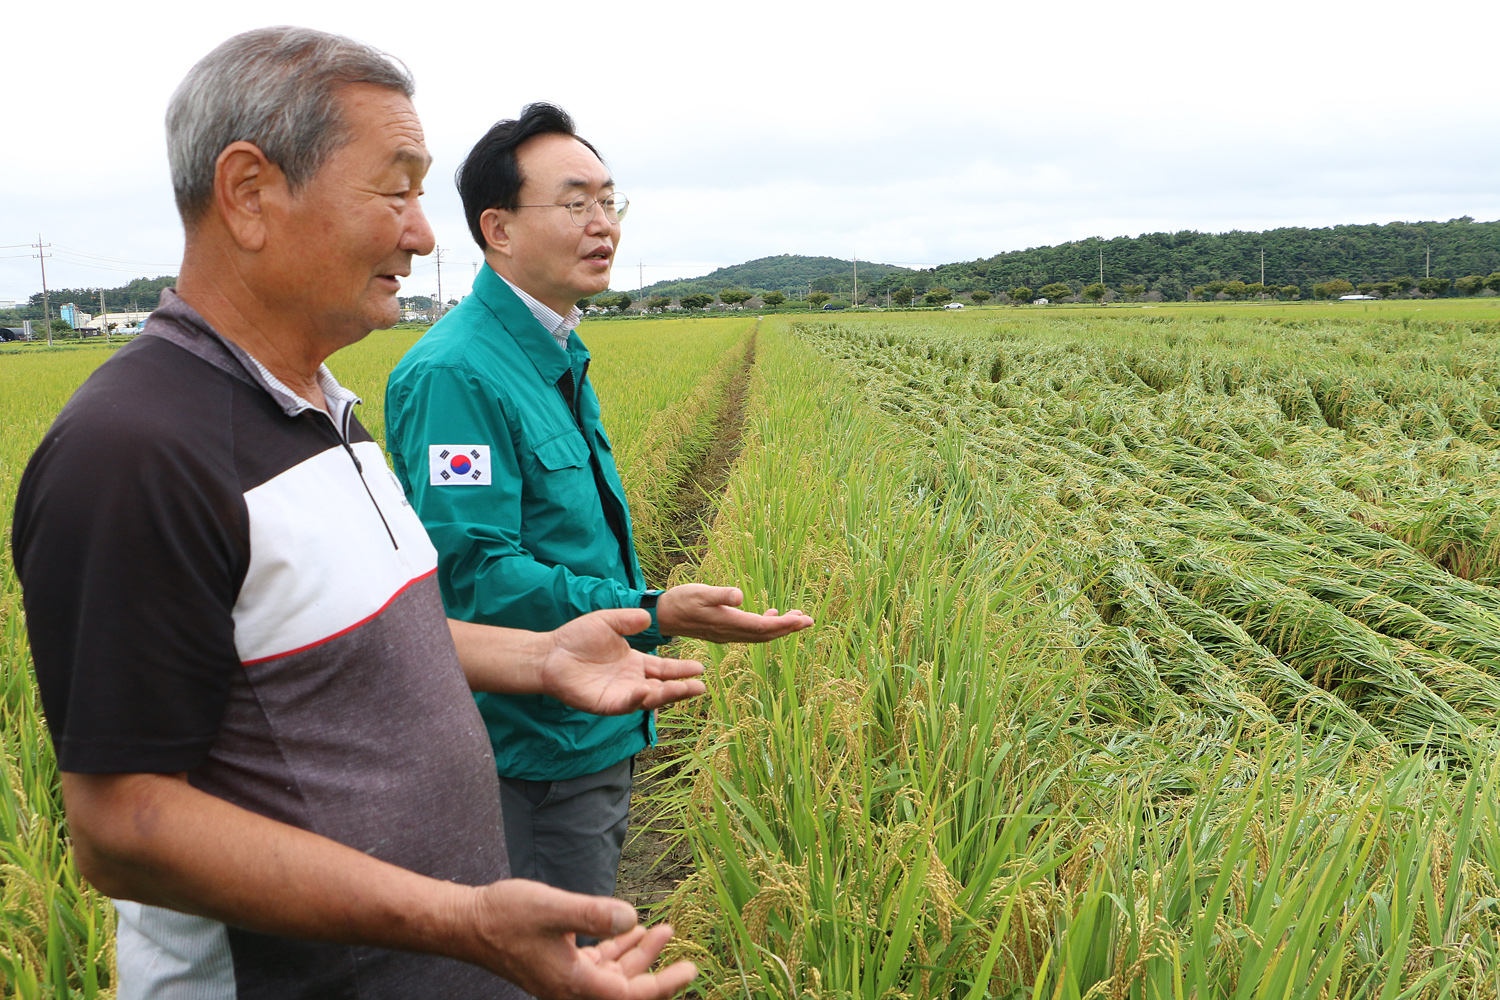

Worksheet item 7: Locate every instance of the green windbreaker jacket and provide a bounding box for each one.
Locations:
[385,266,660,780]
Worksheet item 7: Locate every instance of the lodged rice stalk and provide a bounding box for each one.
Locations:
[654,313,1500,999]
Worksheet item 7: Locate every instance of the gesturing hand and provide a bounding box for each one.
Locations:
[462,879,698,1000]
[541,609,706,715]
[656,584,814,644]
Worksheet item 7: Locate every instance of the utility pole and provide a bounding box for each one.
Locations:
[1098,249,1103,286]
[99,286,108,342]
[638,261,644,294]
[853,255,858,306]
[434,246,446,320]
[1426,245,1431,279]
[33,235,53,346]
[1260,249,1265,288]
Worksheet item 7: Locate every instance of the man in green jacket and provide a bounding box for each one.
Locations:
[385,103,811,903]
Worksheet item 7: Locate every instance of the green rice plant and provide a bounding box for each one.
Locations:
[0,345,122,998]
[655,325,1088,997]
[654,314,1500,998]
[608,322,755,581]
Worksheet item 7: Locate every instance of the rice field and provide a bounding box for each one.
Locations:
[651,303,1500,998]
[8,302,1500,997]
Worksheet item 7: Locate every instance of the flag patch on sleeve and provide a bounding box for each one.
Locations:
[429,445,491,485]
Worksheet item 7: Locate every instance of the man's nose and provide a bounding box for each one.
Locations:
[582,201,614,235]
[404,200,437,255]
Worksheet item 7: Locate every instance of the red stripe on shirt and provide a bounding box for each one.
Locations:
[241,569,440,666]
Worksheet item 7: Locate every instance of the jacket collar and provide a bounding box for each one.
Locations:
[472,264,588,386]
[142,288,359,418]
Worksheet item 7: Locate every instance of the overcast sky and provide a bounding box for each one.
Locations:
[4,0,1496,305]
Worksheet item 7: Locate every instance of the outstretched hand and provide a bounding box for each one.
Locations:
[463,879,698,1000]
[656,584,814,644]
[541,609,706,715]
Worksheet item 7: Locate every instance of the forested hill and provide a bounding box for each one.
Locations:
[5,275,176,321]
[871,218,1500,301]
[636,254,915,299]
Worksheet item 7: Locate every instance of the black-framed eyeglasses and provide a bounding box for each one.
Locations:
[515,193,629,227]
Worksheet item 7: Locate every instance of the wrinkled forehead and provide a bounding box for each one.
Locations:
[337,83,432,170]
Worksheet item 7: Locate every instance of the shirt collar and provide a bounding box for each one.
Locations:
[144,289,362,420]
[240,352,361,423]
[471,264,588,389]
[496,273,582,350]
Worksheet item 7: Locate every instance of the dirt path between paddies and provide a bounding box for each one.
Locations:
[615,323,758,914]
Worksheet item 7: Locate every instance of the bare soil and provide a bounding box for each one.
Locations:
[662,332,758,573]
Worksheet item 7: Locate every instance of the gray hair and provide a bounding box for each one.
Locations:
[166,26,414,223]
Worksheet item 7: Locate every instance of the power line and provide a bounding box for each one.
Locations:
[51,243,180,268]
[45,256,180,276]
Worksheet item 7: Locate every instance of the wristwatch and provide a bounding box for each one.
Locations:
[640,589,673,641]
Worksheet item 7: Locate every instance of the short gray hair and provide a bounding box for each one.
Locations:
[166,26,414,223]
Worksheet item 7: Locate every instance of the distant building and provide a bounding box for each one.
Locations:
[82,310,152,331]
[60,303,92,329]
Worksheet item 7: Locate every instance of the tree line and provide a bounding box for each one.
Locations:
[1,275,177,325]
[865,218,1500,303]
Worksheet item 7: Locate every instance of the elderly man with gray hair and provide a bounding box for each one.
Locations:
[10,26,701,1000]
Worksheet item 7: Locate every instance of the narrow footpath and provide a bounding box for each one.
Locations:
[662,328,759,570]
[614,324,759,913]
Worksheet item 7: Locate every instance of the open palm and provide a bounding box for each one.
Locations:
[541,609,706,715]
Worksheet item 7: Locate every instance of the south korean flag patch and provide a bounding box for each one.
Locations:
[429,445,492,485]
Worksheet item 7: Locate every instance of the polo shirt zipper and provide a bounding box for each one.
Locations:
[333,404,399,550]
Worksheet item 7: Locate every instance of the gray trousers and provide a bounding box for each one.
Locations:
[498,756,634,901]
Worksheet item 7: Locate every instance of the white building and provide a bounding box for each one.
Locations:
[82,311,153,331]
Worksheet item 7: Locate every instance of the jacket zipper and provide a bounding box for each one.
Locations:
[333,404,399,550]
[574,359,589,424]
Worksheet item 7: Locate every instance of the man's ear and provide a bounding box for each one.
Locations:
[213,141,280,252]
[479,208,513,259]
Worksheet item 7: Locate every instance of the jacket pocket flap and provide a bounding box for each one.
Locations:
[534,432,590,470]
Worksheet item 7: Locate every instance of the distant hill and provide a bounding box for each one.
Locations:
[634,254,915,300]
[625,219,1500,306]
[859,218,1500,301]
